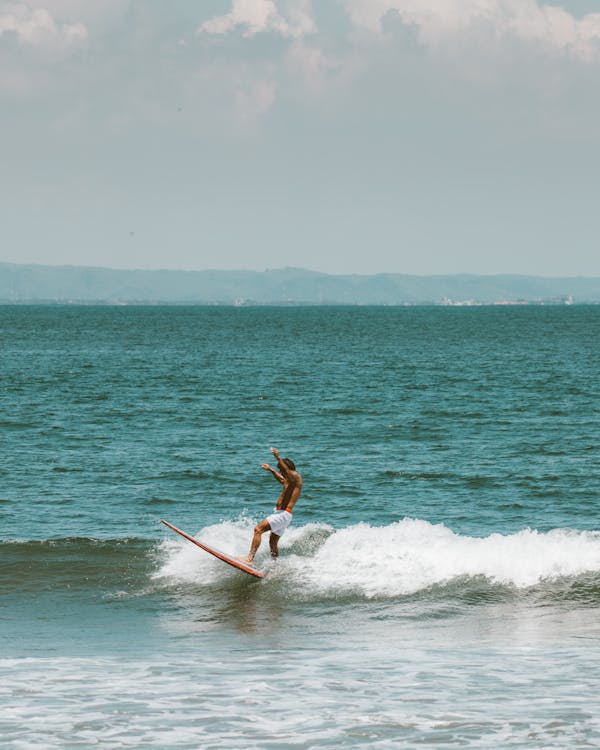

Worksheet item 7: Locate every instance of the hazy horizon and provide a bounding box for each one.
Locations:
[3,262,600,305]
[3,260,600,280]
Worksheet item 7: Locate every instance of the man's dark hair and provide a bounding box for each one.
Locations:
[282,457,296,471]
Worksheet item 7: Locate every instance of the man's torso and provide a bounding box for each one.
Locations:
[275,472,302,513]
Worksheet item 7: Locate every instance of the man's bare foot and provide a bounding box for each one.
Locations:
[236,555,254,565]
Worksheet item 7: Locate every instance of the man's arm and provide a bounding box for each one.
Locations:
[270,447,290,478]
[261,463,284,484]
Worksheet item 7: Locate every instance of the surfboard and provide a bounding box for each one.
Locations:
[161,519,266,579]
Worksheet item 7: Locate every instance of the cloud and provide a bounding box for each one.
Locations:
[0,3,87,49]
[192,0,600,128]
[341,0,600,62]
[199,0,315,39]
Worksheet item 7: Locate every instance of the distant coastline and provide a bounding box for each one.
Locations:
[1,262,599,305]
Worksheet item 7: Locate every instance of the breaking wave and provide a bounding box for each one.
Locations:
[154,516,600,599]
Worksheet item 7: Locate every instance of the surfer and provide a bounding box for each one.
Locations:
[239,447,302,565]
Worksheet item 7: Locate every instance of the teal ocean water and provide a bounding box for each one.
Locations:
[2,305,600,748]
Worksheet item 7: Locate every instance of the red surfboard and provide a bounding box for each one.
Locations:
[161,519,266,579]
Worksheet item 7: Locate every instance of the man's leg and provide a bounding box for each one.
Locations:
[269,532,280,558]
[241,519,271,564]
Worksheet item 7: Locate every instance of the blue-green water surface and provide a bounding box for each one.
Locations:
[2,306,600,749]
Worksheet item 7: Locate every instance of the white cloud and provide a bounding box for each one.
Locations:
[199,0,315,39]
[0,3,87,48]
[341,0,600,61]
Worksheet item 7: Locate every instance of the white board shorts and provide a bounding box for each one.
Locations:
[266,509,293,537]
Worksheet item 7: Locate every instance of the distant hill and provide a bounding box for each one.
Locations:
[1,263,599,305]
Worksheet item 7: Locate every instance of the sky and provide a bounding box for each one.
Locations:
[1,0,600,276]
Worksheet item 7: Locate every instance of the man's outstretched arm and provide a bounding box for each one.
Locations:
[261,462,284,484]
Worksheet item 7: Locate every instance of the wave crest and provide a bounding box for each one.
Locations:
[154,517,600,599]
[295,519,600,598]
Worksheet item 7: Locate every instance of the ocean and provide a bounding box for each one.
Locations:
[2,304,600,749]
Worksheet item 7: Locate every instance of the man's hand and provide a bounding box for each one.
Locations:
[270,447,280,458]
[261,463,272,471]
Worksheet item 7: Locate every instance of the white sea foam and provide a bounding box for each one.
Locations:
[294,518,600,598]
[155,516,600,597]
[4,645,600,749]
[154,516,263,584]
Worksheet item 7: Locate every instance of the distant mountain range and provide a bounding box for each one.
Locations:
[1,263,599,305]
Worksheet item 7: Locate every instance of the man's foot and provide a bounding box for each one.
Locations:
[236,555,254,565]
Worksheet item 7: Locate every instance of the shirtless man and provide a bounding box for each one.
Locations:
[240,447,302,565]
